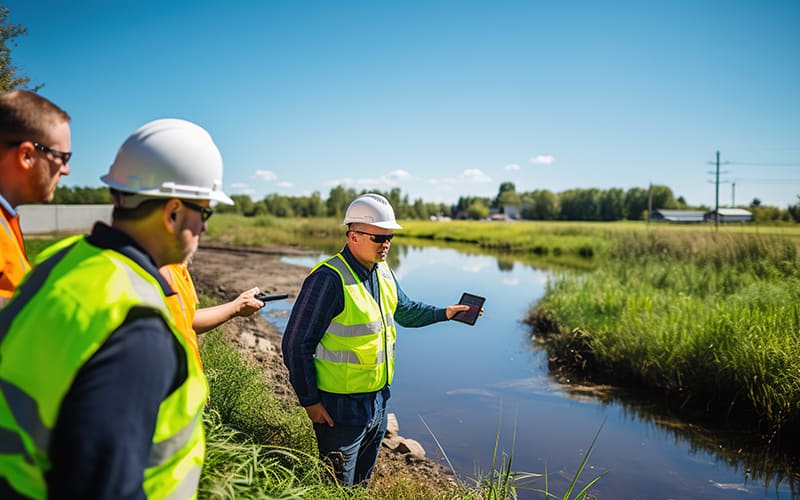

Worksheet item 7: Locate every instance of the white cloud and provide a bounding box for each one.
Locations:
[463,168,492,183]
[253,170,278,181]
[326,177,354,187]
[327,170,413,189]
[230,182,250,189]
[277,181,294,188]
[386,169,411,181]
[530,155,555,165]
[504,163,521,171]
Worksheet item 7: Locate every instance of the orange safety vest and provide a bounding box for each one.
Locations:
[161,262,202,367]
[0,205,31,299]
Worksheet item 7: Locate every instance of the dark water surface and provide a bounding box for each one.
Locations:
[264,243,799,499]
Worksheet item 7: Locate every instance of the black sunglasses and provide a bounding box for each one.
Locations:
[32,142,72,164]
[353,230,394,243]
[181,200,214,222]
[6,140,73,164]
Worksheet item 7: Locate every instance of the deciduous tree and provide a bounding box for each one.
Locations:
[0,6,30,92]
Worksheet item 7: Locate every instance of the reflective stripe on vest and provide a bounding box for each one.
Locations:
[313,253,398,394]
[0,238,207,499]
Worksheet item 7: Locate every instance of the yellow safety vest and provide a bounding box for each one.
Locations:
[0,237,207,499]
[313,253,399,394]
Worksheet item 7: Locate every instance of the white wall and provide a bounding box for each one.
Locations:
[17,205,113,234]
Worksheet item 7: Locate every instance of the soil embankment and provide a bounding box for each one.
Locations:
[189,242,457,488]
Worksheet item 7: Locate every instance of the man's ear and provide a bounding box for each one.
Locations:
[15,142,35,171]
[163,198,182,233]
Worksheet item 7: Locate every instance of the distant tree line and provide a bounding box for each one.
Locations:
[220,186,452,221]
[52,186,111,204]
[48,183,800,223]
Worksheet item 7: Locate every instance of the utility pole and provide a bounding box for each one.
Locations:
[732,181,736,207]
[707,150,730,231]
[715,151,720,228]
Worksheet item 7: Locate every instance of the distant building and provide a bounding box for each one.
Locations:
[704,208,753,223]
[503,204,522,220]
[648,209,706,223]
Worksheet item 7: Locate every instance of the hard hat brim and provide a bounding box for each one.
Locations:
[342,220,403,230]
[101,175,234,206]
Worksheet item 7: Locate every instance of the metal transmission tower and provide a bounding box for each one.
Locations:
[707,150,730,230]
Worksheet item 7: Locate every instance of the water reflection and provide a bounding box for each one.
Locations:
[272,239,800,498]
[555,377,800,496]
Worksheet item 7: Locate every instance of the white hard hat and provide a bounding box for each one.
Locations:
[101,118,233,206]
[342,193,402,229]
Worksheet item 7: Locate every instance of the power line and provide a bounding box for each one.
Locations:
[728,162,800,167]
[732,178,800,184]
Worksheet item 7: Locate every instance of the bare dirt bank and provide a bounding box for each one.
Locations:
[189,242,458,490]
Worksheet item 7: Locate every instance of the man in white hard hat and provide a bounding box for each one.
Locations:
[282,193,470,486]
[0,90,72,307]
[0,118,230,498]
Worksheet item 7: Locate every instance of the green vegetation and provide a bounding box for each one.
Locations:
[199,328,339,498]
[399,219,619,267]
[1,6,32,92]
[203,213,344,252]
[528,228,800,438]
[22,236,59,261]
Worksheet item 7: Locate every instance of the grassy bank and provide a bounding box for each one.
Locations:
[527,229,800,438]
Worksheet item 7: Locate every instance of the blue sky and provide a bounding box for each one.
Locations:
[5,0,800,208]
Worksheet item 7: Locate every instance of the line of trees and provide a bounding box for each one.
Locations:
[49,183,800,223]
[453,182,691,221]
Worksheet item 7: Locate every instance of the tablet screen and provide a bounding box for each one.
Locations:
[452,292,485,325]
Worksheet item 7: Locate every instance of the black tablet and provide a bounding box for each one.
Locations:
[451,292,485,325]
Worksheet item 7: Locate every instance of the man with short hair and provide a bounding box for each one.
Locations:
[0,118,231,499]
[0,90,71,306]
[282,193,471,486]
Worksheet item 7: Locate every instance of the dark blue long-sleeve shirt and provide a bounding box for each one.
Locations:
[281,245,448,426]
[41,223,184,499]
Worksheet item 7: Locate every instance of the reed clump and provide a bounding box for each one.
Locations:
[529,229,800,437]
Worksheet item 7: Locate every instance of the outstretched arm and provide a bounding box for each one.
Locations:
[193,287,264,334]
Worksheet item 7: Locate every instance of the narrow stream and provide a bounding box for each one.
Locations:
[264,243,799,498]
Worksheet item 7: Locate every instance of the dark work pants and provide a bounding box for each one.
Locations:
[313,394,388,486]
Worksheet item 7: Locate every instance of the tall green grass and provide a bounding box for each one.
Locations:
[203,214,344,253]
[529,230,800,436]
[199,329,341,497]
